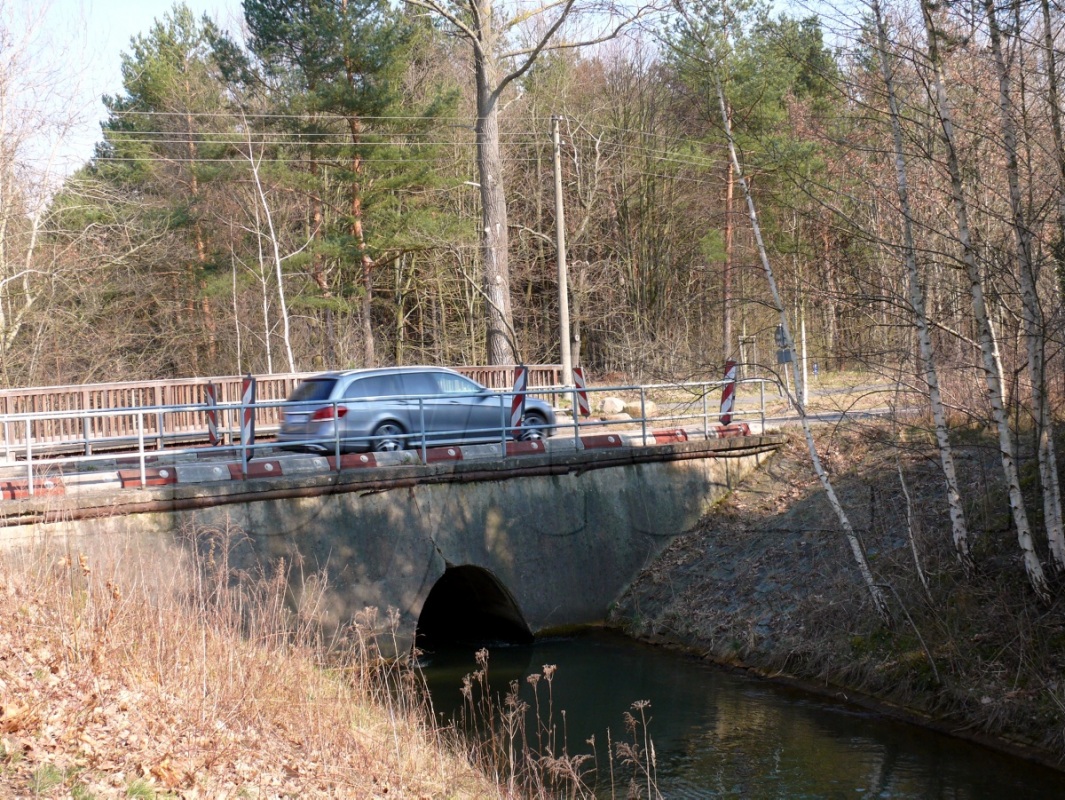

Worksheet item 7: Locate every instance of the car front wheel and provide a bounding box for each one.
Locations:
[372,422,406,452]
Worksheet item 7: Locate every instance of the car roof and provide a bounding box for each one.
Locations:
[307,365,467,380]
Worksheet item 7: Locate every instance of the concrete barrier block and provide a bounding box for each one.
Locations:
[279,455,331,474]
[176,463,234,484]
[461,444,506,461]
[546,436,585,454]
[374,450,419,467]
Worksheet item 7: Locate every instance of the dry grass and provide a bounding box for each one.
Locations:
[0,525,500,799]
[452,650,661,800]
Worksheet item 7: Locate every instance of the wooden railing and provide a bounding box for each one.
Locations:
[0,365,562,455]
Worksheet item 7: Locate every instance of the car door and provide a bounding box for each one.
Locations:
[430,371,506,443]
[341,373,409,447]
[396,371,445,446]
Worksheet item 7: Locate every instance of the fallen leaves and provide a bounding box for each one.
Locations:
[0,544,498,799]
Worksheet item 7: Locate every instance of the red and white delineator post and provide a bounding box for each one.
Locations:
[205,383,220,445]
[719,359,738,425]
[204,383,221,446]
[573,367,591,417]
[241,374,257,477]
[510,365,528,435]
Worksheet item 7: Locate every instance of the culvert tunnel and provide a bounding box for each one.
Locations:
[416,565,534,649]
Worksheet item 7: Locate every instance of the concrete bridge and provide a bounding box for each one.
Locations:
[1,433,784,653]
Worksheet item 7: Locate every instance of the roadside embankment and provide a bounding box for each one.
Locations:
[0,530,498,798]
[611,421,1065,769]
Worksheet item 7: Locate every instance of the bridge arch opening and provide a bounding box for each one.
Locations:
[416,566,533,649]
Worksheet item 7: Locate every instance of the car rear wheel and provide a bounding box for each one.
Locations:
[519,412,547,442]
[372,422,406,452]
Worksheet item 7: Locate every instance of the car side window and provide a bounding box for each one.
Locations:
[434,373,482,396]
[344,375,401,399]
[398,372,439,398]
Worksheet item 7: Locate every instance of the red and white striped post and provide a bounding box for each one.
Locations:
[510,365,528,436]
[719,359,738,425]
[203,383,221,446]
[573,367,591,417]
[241,374,257,477]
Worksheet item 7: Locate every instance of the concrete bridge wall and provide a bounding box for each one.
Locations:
[1,437,783,651]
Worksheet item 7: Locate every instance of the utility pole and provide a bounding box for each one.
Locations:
[551,115,574,386]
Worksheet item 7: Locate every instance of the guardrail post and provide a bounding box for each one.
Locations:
[640,387,647,445]
[154,385,164,449]
[571,386,580,442]
[498,394,506,458]
[333,400,341,467]
[25,419,33,497]
[137,410,146,488]
[702,386,709,439]
[419,399,428,462]
[760,380,766,431]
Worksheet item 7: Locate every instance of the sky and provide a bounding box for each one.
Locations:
[37,0,245,173]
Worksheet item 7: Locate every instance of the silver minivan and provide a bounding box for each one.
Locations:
[276,366,556,453]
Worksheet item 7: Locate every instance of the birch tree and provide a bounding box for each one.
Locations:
[870,0,972,570]
[670,0,889,619]
[979,0,1065,571]
[919,0,1049,600]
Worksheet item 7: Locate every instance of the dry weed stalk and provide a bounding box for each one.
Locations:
[455,650,660,799]
[0,521,497,798]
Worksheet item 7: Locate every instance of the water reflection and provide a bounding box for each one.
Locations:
[420,629,1065,799]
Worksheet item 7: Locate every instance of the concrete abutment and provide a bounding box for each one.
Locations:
[1,437,784,653]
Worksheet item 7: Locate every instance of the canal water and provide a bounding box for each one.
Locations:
[421,629,1065,798]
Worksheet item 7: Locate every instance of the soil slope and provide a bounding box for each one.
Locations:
[610,422,1065,768]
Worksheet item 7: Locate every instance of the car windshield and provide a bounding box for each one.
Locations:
[289,378,337,402]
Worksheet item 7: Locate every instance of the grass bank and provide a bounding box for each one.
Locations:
[0,527,499,798]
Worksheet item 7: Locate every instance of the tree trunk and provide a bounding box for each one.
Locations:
[921,0,1049,599]
[714,73,889,620]
[982,0,1064,571]
[475,43,516,365]
[872,0,971,570]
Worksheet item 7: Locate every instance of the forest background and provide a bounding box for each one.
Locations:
[4,0,1065,548]
[10,0,1063,393]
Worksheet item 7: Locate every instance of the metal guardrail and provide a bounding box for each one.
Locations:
[0,365,562,456]
[0,377,770,496]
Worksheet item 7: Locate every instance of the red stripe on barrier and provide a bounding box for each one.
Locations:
[327,453,378,470]
[652,429,689,444]
[227,460,283,480]
[0,477,67,499]
[505,440,545,456]
[580,433,625,449]
[715,423,751,438]
[424,446,464,463]
[118,468,177,488]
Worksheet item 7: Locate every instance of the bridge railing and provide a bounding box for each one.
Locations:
[0,365,562,456]
[0,375,772,495]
